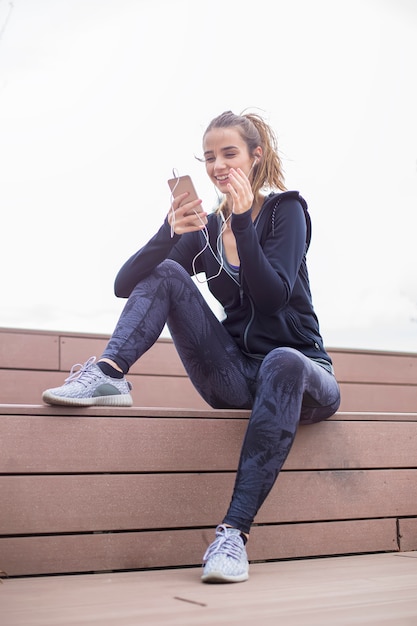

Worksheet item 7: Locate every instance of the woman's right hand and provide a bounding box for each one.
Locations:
[167,192,208,234]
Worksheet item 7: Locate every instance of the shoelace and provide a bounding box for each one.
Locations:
[65,356,98,385]
[203,525,244,562]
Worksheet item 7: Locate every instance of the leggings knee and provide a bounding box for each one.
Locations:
[261,347,307,383]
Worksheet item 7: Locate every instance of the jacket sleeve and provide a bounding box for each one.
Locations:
[232,196,307,314]
[114,217,206,297]
[114,218,180,297]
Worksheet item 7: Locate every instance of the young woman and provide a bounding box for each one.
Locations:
[43,110,341,584]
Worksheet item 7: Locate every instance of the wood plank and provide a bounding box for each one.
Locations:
[2,327,417,385]
[287,420,417,470]
[60,336,187,377]
[329,349,417,384]
[2,368,416,411]
[125,374,210,408]
[0,331,59,370]
[250,518,398,561]
[333,412,417,422]
[0,415,245,473]
[2,403,417,422]
[0,404,250,419]
[2,470,417,535]
[260,469,417,526]
[0,519,398,577]
[0,370,210,408]
[338,382,417,412]
[1,416,416,473]
[398,517,417,551]
[1,328,417,410]
[2,553,417,626]
[0,370,68,404]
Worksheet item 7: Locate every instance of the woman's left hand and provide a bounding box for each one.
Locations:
[227,168,254,214]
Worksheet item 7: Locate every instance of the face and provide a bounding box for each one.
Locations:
[202,127,259,194]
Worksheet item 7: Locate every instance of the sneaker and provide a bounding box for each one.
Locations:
[201,524,249,583]
[42,356,133,407]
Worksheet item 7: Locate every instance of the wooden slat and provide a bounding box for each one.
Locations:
[125,374,210,408]
[0,404,249,419]
[2,403,417,422]
[260,469,417,525]
[0,416,244,473]
[2,470,417,535]
[2,327,417,385]
[0,331,59,370]
[251,518,398,561]
[1,416,416,473]
[329,349,417,384]
[1,329,417,410]
[0,370,210,408]
[3,553,417,626]
[2,368,417,411]
[0,371,67,404]
[1,328,416,581]
[333,412,417,422]
[338,382,417,412]
[0,519,398,577]
[398,517,417,551]
[287,420,417,470]
[60,336,186,376]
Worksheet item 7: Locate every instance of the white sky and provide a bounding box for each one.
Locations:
[0,0,416,352]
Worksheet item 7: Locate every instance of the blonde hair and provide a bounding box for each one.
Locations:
[203,110,287,216]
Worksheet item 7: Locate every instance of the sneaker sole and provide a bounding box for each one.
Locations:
[201,570,249,583]
[42,392,133,407]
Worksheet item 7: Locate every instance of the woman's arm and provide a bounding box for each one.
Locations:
[114,192,208,297]
[114,219,180,297]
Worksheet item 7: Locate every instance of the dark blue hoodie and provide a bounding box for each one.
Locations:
[114,191,332,366]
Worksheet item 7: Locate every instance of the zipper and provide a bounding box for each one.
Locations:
[287,311,320,350]
[243,294,256,353]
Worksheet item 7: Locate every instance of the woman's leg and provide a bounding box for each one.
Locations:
[101,260,259,409]
[222,347,341,534]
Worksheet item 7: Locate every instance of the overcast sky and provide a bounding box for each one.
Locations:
[1,0,416,352]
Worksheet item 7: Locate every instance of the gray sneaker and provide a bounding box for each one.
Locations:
[202,524,249,583]
[42,356,133,407]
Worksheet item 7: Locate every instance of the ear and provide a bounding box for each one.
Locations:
[253,148,263,163]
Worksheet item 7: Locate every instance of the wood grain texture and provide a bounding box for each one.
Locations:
[398,517,417,551]
[0,519,398,576]
[2,369,417,411]
[4,552,417,626]
[1,416,416,473]
[0,331,59,370]
[2,470,416,535]
[1,328,416,577]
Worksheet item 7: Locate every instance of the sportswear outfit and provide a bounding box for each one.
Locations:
[43,190,340,582]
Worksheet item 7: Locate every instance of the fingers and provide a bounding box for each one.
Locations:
[227,168,254,214]
[168,192,208,234]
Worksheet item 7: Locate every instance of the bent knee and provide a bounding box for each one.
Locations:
[156,258,186,275]
[263,346,305,368]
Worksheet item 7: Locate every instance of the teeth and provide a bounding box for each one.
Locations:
[217,175,228,181]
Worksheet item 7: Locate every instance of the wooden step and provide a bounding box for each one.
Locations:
[1,328,417,577]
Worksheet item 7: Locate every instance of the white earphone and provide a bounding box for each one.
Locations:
[249,156,259,173]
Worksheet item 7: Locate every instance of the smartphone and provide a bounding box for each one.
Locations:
[167,175,203,213]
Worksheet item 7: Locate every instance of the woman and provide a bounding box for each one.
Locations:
[43,110,341,584]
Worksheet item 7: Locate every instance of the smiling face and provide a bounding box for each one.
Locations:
[203,127,260,195]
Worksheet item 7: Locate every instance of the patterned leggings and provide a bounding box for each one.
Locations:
[102,260,341,534]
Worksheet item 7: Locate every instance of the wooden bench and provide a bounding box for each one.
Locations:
[0,326,416,577]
